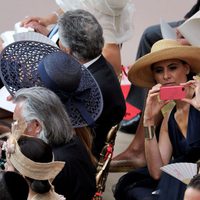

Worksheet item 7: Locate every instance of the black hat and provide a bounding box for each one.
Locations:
[0,41,103,127]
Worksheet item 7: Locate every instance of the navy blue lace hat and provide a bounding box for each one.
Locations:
[0,41,103,128]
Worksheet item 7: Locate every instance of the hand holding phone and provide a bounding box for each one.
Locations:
[159,85,186,100]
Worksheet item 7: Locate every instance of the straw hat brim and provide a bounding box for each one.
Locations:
[128,46,200,88]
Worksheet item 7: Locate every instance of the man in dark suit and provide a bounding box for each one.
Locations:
[58,9,126,158]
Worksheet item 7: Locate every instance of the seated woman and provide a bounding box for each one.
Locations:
[4,133,65,200]
[114,39,200,200]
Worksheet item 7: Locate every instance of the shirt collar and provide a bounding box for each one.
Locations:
[83,55,101,68]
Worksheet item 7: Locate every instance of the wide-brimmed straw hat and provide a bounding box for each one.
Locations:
[0,40,103,128]
[128,39,200,88]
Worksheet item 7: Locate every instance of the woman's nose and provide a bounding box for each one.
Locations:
[163,70,170,80]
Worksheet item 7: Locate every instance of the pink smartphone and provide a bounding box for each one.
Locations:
[159,85,186,100]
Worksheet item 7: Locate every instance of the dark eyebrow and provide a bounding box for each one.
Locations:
[168,62,181,67]
[151,61,183,70]
[151,65,162,71]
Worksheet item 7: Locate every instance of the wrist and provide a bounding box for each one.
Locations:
[144,125,156,140]
[46,12,59,25]
[52,11,59,18]
[143,117,155,126]
[51,9,63,22]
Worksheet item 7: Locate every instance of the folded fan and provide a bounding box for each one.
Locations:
[13,32,58,47]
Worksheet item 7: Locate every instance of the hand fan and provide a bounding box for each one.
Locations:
[13,32,58,47]
[160,162,197,185]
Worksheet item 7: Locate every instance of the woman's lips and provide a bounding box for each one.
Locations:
[162,82,177,86]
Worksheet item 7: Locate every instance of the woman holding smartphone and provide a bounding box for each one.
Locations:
[114,39,200,200]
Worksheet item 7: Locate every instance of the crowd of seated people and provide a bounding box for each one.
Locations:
[1,0,200,200]
[1,1,128,160]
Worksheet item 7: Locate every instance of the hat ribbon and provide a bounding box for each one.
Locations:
[3,136,65,180]
[38,66,95,126]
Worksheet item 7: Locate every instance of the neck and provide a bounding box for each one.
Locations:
[79,59,88,64]
[28,187,37,200]
[175,101,189,111]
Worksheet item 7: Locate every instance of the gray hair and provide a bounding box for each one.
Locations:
[58,9,104,61]
[14,87,75,146]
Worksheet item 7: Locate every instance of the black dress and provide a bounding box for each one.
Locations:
[114,106,200,200]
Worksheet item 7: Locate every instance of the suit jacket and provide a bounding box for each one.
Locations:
[88,55,126,157]
[53,136,96,200]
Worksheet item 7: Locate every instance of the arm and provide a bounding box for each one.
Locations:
[102,44,122,77]
[143,84,172,180]
[20,8,63,27]
[20,8,64,36]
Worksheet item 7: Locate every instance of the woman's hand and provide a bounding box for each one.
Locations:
[20,9,62,28]
[181,76,200,110]
[144,84,169,126]
[176,29,191,45]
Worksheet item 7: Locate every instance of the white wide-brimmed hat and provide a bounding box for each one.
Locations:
[55,0,134,44]
[128,39,200,88]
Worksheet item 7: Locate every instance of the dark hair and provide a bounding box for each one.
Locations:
[0,171,29,200]
[188,174,200,190]
[180,60,197,81]
[187,72,196,81]
[18,136,53,194]
[58,9,104,61]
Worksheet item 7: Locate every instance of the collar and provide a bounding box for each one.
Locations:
[83,55,101,68]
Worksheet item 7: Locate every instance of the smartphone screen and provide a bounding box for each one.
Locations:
[159,85,186,100]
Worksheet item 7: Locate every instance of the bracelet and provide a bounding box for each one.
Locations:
[144,126,156,140]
